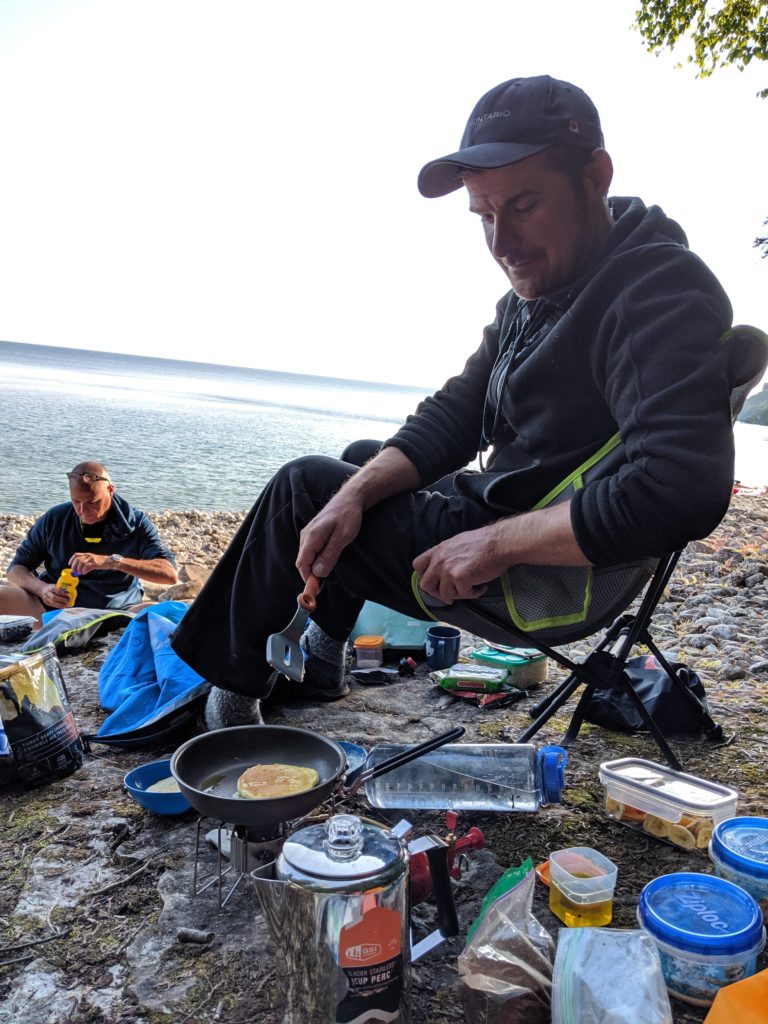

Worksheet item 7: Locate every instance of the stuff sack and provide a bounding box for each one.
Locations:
[582,654,710,736]
[19,607,133,656]
[0,644,84,787]
[86,601,210,748]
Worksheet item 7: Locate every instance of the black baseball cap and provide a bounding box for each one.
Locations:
[418,75,604,198]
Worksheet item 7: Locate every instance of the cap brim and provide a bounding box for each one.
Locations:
[417,141,551,198]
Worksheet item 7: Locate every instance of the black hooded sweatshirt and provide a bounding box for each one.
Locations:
[383,197,735,566]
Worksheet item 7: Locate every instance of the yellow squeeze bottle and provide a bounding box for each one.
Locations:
[56,568,79,607]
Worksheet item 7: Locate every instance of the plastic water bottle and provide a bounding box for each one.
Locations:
[56,568,79,607]
[364,743,567,812]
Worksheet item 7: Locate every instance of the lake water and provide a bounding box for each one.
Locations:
[1,340,430,514]
[2,339,766,515]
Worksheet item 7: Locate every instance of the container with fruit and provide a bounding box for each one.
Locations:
[599,757,738,852]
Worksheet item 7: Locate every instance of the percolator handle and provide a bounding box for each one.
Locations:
[426,844,459,938]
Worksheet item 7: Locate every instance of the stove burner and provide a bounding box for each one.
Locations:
[193,817,287,908]
[191,792,350,908]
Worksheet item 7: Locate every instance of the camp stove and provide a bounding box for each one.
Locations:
[173,724,469,909]
[192,804,484,914]
[192,815,295,908]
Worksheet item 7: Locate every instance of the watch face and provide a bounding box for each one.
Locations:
[111,554,123,563]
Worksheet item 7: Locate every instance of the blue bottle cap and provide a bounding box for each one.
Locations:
[0,721,10,757]
[638,872,763,956]
[711,816,768,879]
[538,745,568,804]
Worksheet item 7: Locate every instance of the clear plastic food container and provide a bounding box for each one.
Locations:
[638,872,765,1006]
[353,635,384,668]
[598,757,738,851]
[0,615,36,643]
[549,846,617,927]
[709,816,768,902]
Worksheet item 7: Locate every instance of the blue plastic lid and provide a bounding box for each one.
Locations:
[711,817,768,879]
[538,745,568,804]
[638,872,763,956]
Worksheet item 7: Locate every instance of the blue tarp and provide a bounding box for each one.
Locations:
[97,601,209,738]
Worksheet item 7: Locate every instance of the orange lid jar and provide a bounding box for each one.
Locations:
[353,635,385,667]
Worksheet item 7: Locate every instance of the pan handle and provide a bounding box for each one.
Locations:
[298,574,322,613]
[347,726,465,797]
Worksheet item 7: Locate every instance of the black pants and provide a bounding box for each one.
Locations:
[171,444,493,697]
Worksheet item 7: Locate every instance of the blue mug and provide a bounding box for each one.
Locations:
[425,625,461,670]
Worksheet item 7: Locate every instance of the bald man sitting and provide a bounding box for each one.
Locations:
[0,461,179,626]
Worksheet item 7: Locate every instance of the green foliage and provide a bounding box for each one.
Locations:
[635,3,768,254]
[756,218,768,256]
[738,383,768,424]
[635,1,768,95]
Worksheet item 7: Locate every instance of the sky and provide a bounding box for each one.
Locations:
[0,0,766,388]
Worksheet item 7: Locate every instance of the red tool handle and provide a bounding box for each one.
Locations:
[448,828,485,879]
[298,574,321,612]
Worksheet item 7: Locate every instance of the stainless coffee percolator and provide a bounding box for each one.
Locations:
[251,813,458,1024]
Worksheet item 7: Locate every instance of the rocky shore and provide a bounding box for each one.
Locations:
[1,493,767,1024]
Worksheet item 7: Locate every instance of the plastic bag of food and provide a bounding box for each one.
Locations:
[458,858,554,1024]
[551,928,672,1024]
[0,643,84,786]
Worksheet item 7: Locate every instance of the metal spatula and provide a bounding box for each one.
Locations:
[265,575,321,682]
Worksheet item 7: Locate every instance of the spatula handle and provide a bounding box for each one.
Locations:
[298,574,321,612]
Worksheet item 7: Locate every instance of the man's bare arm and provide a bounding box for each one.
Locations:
[7,564,69,607]
[296,447,420,581]
[68,552,179,586]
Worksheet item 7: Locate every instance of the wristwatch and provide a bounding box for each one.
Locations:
[110,553,124,565]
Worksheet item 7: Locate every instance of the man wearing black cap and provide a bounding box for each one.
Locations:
[172,75,734,728]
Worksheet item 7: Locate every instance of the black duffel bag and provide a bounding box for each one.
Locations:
[582,653,712,736]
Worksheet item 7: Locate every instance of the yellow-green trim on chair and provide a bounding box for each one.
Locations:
[411,571,440,621]
[532,432,622,511]
[500,566,594,632]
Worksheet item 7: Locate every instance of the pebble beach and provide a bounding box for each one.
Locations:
[2,494,767,677]
[1,492,767,1024]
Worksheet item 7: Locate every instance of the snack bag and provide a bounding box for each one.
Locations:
[458,859,554,1024]
[432,664,508,692]
[0,643,84,786]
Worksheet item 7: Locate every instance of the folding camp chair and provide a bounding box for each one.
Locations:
[413,326,768,770]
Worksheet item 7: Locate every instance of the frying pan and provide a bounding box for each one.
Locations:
[170,724,464,834]
[171,725,344,832]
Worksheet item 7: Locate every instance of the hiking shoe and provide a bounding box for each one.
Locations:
[302,668,350,701]
[203,687,264,729]
[265,669,350,704]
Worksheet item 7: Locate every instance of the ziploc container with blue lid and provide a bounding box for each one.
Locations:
[710,816,768,901]
[638,872,765,1006]
[599,757,738,851]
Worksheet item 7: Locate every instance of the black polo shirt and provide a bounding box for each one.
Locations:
[7,493,176,609]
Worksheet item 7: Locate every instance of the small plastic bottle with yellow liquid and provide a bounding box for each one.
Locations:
[56,568,79,607]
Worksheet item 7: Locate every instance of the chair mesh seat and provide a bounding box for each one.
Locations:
[420,558,657,646]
